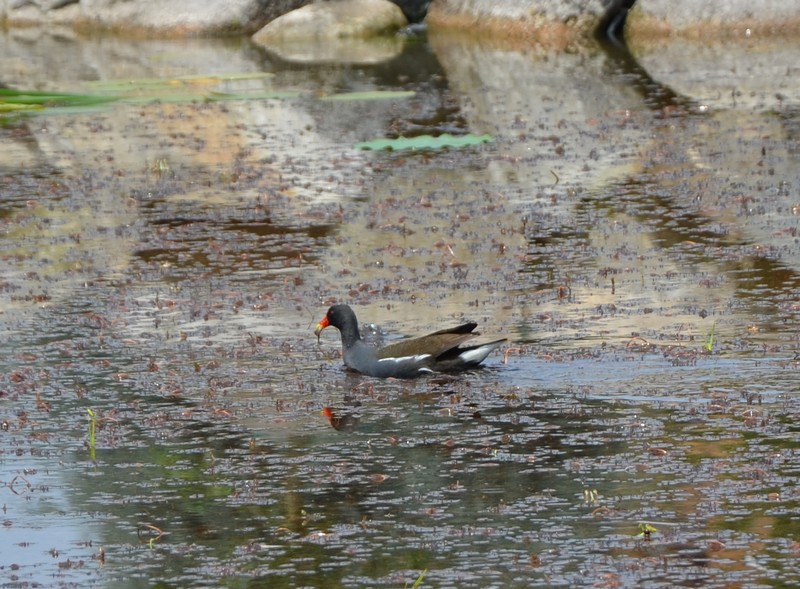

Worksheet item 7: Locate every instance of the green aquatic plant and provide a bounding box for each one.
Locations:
[355,133,493,151]
[320,90,415,101]
[0,88,119,120]
[637,522,658,540]
[0,88,118,107]
[705,322,716,353]
[406,569,427,588]
[0,73,296,121]
[89,72,301,104]
[87,408,97,459]
[138,523,167,548]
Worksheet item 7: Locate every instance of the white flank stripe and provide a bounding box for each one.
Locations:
[378,354,431,364]
[459,346,493,364]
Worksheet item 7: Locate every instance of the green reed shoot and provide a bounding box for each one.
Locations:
[705,322,716,352]
[87,408,97,459]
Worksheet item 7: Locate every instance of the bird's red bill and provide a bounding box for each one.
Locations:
[314,315,330,339]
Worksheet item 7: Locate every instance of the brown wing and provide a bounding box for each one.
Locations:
[375,323,479,360]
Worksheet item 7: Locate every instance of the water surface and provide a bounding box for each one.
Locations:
[1,27,799,588]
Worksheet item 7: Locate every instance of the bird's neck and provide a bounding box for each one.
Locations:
[339,321,362,347]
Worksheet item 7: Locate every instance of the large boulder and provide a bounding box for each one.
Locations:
[252,0,407,44]
[1,0,308,35]
[251,0,408,64]
[427,0,617,47]
[626,0,800,41]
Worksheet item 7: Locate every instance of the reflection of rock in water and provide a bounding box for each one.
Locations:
[629,39,800,112]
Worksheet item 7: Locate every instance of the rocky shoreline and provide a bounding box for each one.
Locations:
[2,0,798,44]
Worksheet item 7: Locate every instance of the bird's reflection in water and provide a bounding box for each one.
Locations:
[322,405,361,432]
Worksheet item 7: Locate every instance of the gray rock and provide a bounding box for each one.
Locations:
[626,0,800,40]
[252,0,408,44]
[427,0,618,44]
[77,0,282,35]
[1,0,309,34]
[258,35,406,65]
[252,0,408,64]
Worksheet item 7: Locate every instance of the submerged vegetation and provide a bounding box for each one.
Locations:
[1,80,417,122]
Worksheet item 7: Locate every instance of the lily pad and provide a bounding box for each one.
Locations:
[354,133,493,151]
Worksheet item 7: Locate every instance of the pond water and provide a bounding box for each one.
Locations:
[1,26,799,588]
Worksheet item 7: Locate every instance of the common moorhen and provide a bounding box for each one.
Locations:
[314,304,506,378]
